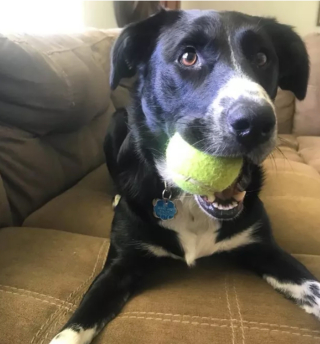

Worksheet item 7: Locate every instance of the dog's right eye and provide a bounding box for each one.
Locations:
[179,48,198,67]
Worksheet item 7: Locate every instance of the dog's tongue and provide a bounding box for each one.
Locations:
[213,180,246,202]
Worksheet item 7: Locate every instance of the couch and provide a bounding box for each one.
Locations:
[0,29,320,344]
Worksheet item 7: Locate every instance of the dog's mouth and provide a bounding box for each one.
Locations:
[194,164,249,221]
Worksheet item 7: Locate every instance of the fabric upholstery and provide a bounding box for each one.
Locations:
[297,136,320,174]
[0,31,110,135]
[294,34,320,136]
[23,165,115,238]
[0,107,114,224]
[275,89,295,134]
[0,175,12,227]
[0,227,319,344]
[262,158,320,255]
[1,28,320,344]
[0,227,109,344]
[0,30,119,224]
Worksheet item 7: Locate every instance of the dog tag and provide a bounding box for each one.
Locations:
[153,199,177,220]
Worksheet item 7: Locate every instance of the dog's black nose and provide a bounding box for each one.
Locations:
[228,103,276,148]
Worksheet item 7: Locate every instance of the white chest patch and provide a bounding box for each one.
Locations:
[158,196,258,266]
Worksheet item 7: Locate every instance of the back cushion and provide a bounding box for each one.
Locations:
[294,34,320,136]
[274,89,295,134]
[0,30,118,223]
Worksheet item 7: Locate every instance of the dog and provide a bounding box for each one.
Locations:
[50,9,319,344]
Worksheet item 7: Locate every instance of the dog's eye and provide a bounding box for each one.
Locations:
[255,52,268,67]
[179,48,198,66]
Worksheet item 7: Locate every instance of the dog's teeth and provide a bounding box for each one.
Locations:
[213,202,219,208]
[231,202,238,208]
[207,195,215,203]
[218,204,224,210]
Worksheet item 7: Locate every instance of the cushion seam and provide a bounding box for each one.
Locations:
[0,284,75,306]
[117,314,320,339]
[46,35,113,56]
[0,288,75,311]
[225,276,236,344]
[30,239,108,344]
[233,279,246,343]
[121,311,320,335]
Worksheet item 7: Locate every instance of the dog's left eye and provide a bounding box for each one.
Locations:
[179,48,198,66]
[254,52,268,67]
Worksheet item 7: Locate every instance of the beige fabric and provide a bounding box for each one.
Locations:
[0,227,319,344]
[0,106,114,224]
[0,30,119,224]
[1,28,320,344]
[0,174,12,227]
[0,227,109,344]
[23,165,115,238]
[0,30,112,135]
[275,89,295,134]
[262,158,320,255]
[298,136,320,174]
[294,34,320,136]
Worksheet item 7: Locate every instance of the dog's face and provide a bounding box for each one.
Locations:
[110,10,309,220]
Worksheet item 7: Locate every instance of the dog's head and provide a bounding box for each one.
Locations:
[110,9,309,220]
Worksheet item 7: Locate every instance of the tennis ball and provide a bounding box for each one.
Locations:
[166,133,243,195]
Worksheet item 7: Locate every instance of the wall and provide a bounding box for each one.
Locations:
[83,1,117,29]
[181,1,320,37]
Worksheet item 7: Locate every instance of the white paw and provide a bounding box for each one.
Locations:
[50,327,96,344]
[265,277,320,320]
[301,282,320,319]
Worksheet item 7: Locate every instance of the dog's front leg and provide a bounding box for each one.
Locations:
[49,247,147,344]
[238,244,320,319]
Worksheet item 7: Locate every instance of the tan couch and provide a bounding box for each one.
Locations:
[0,30,320,344]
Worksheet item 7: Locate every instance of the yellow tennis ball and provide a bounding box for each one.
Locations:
[166,133,243,195]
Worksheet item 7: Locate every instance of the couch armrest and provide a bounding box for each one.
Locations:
[0,174,12,228]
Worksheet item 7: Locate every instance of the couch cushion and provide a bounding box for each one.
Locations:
[262,158,320,255]
[0,227,109,344]
[274,89,295,134]
[0,105,115,224]
[0,174,12,227]
[271,135,304,162]
[297,136,320,174]
[0,30,114,135]
[24,145,320,251]
[294,34,320,136]
[23,164,115,237]
[0,227,319,344]
[0,29,121,224]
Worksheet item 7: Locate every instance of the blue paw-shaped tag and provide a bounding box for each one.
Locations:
[153,199,177,220]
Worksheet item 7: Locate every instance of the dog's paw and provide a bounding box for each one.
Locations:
[265,277,320,320]
[300,282,320,319]
[49,327,96,344]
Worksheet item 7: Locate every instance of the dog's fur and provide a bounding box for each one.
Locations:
[50,10,320,344]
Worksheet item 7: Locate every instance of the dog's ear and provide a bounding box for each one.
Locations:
[263,19,309,100]
[110,9,167,90]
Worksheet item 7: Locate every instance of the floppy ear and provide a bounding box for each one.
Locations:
[263,19,309,100]
[110,9,167,90]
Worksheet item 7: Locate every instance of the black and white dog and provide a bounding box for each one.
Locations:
[51,9,319,344]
